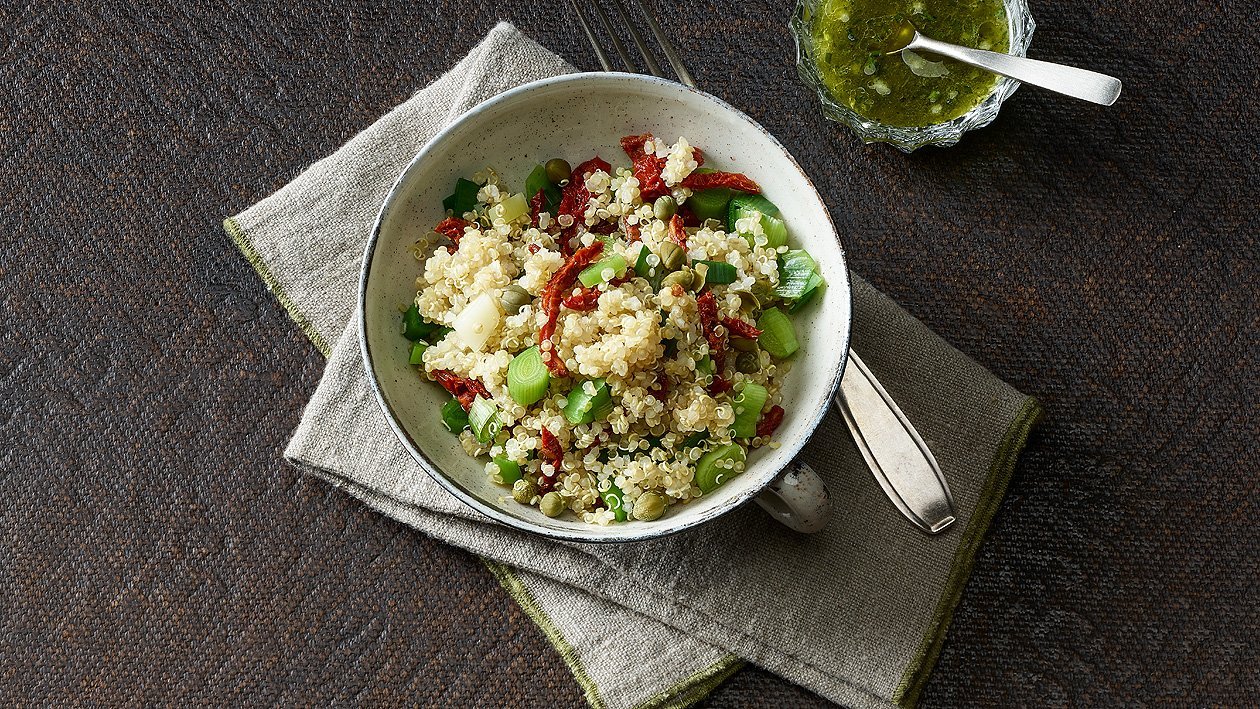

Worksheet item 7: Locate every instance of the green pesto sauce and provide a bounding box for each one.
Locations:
[809,0,1009,127]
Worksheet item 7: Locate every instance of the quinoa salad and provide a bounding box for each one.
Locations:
[399,134,826,525]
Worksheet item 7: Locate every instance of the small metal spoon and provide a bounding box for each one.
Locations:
[884,25,1122,105]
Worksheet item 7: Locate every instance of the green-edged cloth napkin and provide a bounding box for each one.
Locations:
[225,22,1041,709]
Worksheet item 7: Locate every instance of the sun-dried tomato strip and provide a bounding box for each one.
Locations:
[528,190,546,227]
[721,316,762,340]
[676,204,701,228]
[539,241,605,376]
[556,156,610,257]
[432,369,491,411]
[620,134,671,201]
[648,370,671,402]
[680,171,761,194]
[710,376,732,395]
[756,405,785,438]
[697,290,727,389]
[435,217,470,247]
[560,286,600,311]
[625,223,642,242]
[692,147,705,168]
[668,213,688,250]
[538,427,563,493]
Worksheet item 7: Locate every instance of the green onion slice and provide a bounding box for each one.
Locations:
[491,456,522,486]
[469,395,501,444]
[694,442,747,493]
[507,345,550,406]
[578,254,628,288]
[757,307,799,359]
[731,381,769,438]
[441,397,469,433]
[696,260,737,285]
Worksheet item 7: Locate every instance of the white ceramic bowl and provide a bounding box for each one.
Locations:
[360,73,851,542]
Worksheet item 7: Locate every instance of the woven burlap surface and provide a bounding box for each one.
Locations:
[3,1,1255,706]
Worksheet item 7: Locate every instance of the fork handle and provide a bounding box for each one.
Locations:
[906,34,1122,106]
[835,349,956,534]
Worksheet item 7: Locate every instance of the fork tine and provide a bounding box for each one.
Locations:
[610,0,663,77]
[569,0,613,72]
[630,0,698,88]
[589,1,637,72]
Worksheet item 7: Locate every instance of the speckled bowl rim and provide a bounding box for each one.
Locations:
[359,72,850,543]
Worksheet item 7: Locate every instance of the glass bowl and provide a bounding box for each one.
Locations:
[791,0,1036,151]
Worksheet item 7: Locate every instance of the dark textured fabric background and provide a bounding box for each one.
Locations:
[3,0,1256,705]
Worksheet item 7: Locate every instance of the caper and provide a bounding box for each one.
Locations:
[653,195,677,221]
[632,492,666,521]
[539,491,565,518]
[657,241,685,272]
[661,269,694,291]
[736,291,760,314]
[512,479,539,504]
[499,284,532,314]
[735,351,761,374]
[545,158,571,185]
[731,336,759,352]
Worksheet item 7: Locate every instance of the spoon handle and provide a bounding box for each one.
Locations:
[835,349,957,534]
[907,34,1122,105]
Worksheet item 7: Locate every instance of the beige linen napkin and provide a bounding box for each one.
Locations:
[225,22,1041,709]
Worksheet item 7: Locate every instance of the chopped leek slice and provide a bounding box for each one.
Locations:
[507,345,550,406]
[696,260,737,285]
[695,354,714,377]
[728,194,788,248]
[489,193,529,223]
[687,188,733,222]
[788,272,826,313]
[680,431,708,448]
[442,177,480,215]
[468,395,501,444]
[562,379,613,425]
[491,456,522,485]
[408,341,428,365]
[401,303,426,341]
[441,397,469,433]
[774,250,820,300]
[524,164,562,211]
[694,443,747,493]
[731,381,769,438]
[634,244,662,289]
[600,482,629,522]
[578,254,628,288]
[757,307,799,359]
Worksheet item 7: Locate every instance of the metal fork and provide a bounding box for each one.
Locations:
[568,0,956,535]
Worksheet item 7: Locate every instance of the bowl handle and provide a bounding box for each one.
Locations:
[755,460,831,533]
